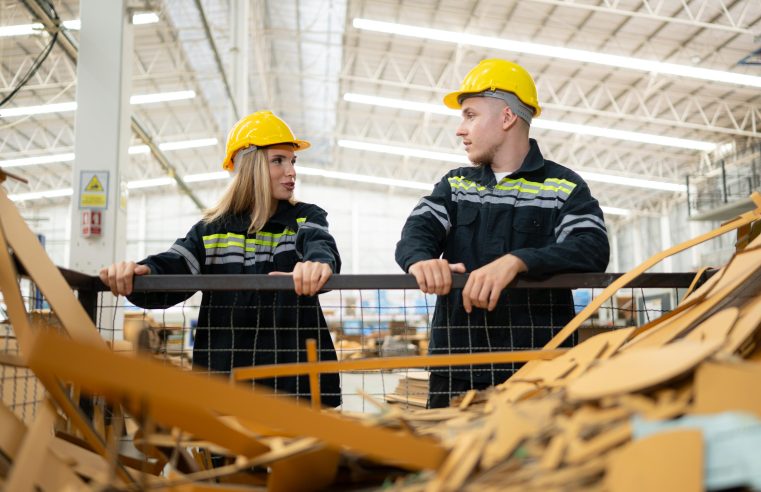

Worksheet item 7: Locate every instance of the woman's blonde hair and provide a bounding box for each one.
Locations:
[203,147,287,233]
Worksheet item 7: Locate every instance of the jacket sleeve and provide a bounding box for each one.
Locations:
[510,181,610,276]
[127,222,205,309]
[395,175,453,272]
[295,206,341,273]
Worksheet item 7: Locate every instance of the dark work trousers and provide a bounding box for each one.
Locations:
[428,372,493,409]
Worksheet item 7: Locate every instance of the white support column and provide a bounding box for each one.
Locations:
[68,0,132,339]
[351,199,360,274]
[660,213,673,273]
[632,221,644,269]
[229,0,249,122]
[609,224,620,273]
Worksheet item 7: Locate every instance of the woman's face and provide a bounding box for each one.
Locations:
[267,145,297,201]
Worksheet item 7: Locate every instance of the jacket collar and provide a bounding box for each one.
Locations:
[478,138,545,184]
[223,200,297,232]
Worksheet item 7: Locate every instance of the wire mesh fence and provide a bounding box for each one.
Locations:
[0,268,710,420]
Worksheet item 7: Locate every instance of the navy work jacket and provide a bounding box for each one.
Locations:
[396,139,610,384]
[129,200,342,407]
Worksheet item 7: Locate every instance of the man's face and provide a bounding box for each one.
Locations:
[455,97,506,165]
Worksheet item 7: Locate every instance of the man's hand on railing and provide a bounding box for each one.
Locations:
[408,259,466,295]
[99,261,151,296]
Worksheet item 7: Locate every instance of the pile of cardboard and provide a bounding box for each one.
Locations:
[4,164,761,491]
[365,209,761,491]
[385,371,430,408]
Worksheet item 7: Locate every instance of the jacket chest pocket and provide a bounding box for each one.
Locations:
[452,203,479,244]
[510,213,554,250]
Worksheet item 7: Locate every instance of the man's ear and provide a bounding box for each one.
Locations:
[501,105,519,131]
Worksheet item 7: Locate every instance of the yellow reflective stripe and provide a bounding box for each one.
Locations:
[249,238,279,247]
[448,176,486,191]
[296,217,306,223]
[203,232,245,241]
[204,241,246,249]
[449,175,577,195]
[252,228,296,239]
[497,177,576,194]
[203,228,296,250]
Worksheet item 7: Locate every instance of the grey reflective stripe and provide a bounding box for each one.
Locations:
[256,243,297,255]
[205,244,245,256]
[555,213,606,233]
[420,198,449,218]
[170,244,201,274]
[205,243,297,265]
[452,191,566,209]
[556,220,608,243]
[411,205,451,232]
[514,199,565,210]
[205,255,244,266]
[299,221,329,232]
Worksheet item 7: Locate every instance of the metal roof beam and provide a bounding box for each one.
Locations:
[21,0,205,210]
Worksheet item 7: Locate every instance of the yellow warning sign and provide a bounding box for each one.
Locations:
[85,175,104,192]
[79,171,109,210]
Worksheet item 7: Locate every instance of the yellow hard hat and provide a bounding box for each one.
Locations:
[222,111,310,171]
[443,59,542,117]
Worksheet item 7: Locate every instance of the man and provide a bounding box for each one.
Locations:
[395,59,610,408]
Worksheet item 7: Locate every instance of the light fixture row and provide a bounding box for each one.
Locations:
[0,90,196,118]
[8,164,632,216]
[0,137,218,169]
[0,13,159,37]
[352,18,761,90]
[343,93,715,152]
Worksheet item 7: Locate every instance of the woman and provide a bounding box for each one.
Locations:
[99,111,341,407]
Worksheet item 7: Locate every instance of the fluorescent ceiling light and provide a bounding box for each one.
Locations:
[130,138,218,155]
[338,139,685,192]
[344,93,453,116]
[0,153,75,168]
[8,188,73,201]
[130,90,196,105]
[0,14,158,37]
[184,171,229,183]
[0,90,196,118]
[1,138,216,168]
[600,206,630,216]
[5,167,632,217]
[579,171,686,192]
[338,139,467,164]
[297,165,433,191]
[132,13,160,25]
[158,138,218,151]
[0,24,41,37]
[536,120,714,152]
[62,20,80,30]
[343,93,715,152]
[353,18,761,90]
[126,177,175,190]
[0,102,78,118]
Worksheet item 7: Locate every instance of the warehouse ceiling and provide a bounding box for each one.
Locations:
[1,0,760,221]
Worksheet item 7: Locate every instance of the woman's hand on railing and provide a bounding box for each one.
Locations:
[98,261,151,296]
[269,261,332,296]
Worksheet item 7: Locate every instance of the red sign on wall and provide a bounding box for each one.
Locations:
[81,210,102,237]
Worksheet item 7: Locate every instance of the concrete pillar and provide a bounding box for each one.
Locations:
[660,213,673,273]
[229,0,249,122]
[68,0,132,338]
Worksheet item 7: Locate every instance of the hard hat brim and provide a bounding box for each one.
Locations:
[292,139,311,151]
[443,91,463,109]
